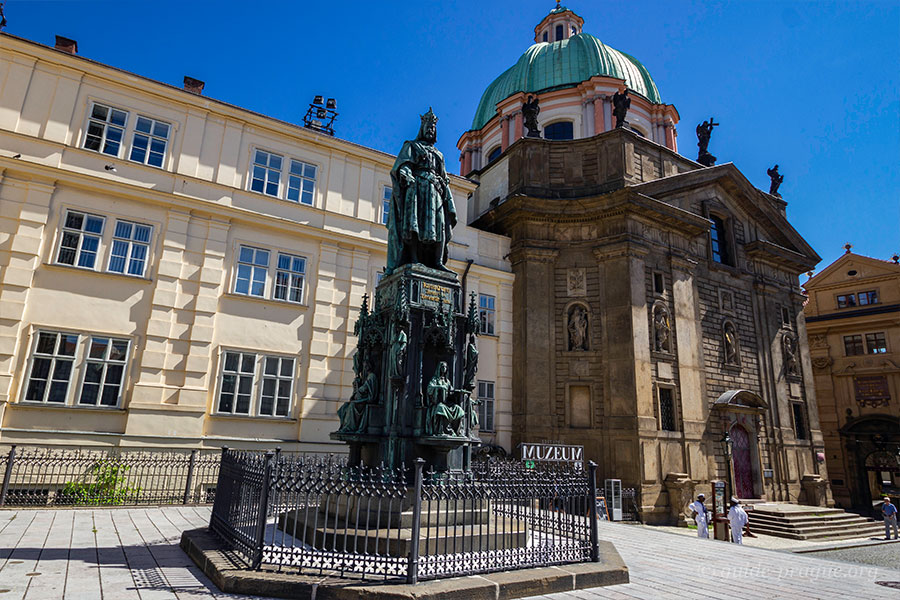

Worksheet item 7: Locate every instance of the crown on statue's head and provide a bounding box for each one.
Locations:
[420,107,438,126]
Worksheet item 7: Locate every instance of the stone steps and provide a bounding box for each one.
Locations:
[747,503,884,541]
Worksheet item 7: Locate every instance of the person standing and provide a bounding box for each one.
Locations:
[689,493,710,539]
[728,497,749,544]
[882,497,898,540]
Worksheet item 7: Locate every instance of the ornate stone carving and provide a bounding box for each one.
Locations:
[567,304,589,351]
[653,304,672,353]
[719,289,734,313]
[782,333,800,377]
[723,320,740,366]
[811,356,832,370]
[567,268,586,296]
[809,334,828,350]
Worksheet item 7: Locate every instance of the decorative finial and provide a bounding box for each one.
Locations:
[843,243,853,254]
[892,254,899,264]
[806,271,814,280]
[556,0,561,7]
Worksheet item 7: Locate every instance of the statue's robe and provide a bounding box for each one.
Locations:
[386,138,456,274]
[426,374,464,436]
[337,372,376,433]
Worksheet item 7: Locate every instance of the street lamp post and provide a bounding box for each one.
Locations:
[722,431,734,500]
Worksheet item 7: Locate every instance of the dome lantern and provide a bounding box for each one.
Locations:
[534,2,584,44]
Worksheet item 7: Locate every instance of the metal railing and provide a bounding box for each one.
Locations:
[0,444,224,507]
[209,448,600,583]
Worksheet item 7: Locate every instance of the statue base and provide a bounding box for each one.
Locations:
[331,263,481,475]
[697,151,717,167]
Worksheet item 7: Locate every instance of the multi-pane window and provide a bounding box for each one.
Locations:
[709,215,730,265]
[273,253,305,303]
[129,116,170,168]
[792,403,808,440]
[24,332,79,403]
[837,294,857,309]
[56,211,105,268]
[108,220,152,276]
[79,337,129,406]
[217,351,294,417]
[83,103,128,156]
[477,380,495,432]
[287,160,316,205]
[234,246,270,297]
[858,290,879,305]
[250,150,282,197]
[866,332,887,354]
[843,334,864,356]
[381,186,392,225]
[659,387,676,431]
[479,294,496,335]
[259,356,295,417]
[217,351,256,415]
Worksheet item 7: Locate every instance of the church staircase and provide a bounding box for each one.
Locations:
[747,503,885,541]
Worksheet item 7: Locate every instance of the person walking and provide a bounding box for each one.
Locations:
[882,496,898,540]
[689,493,710,539]
[728,497,749,544]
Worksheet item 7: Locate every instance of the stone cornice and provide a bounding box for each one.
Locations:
[593,240,650,261]
[508,246,559,266]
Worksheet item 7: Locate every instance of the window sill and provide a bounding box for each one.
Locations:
[651,351,676,362]
[223,291,308,310]
[13,401,125,413]
[657,430,682,439]
[208,413,298,423]
[43,262,153,283]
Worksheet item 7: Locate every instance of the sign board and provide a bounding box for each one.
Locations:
[854,375,891,407]
[595,495,609,521]
[604,479,622,521]
[520,443,584,463]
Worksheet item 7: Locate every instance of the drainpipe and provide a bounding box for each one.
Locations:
[461,259,475,303]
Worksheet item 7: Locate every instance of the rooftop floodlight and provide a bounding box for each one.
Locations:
[326,98,337,109]
[313,95,324,105]
[316,107,327,119]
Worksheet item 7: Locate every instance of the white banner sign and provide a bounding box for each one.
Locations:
[520,443,584,463]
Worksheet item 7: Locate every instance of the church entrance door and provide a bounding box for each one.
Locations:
[731,425,755,499]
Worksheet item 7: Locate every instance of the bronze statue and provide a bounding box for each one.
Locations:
[463,332,478,391]
[425,361,465,436]
[337,355,377,433]
[385,108,457,275]
[696,118,718,166]
[522,95,541,138]
[767,164,784,197]
[612,89,631,128]
[389,324,408,380]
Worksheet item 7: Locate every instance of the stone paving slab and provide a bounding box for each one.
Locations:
[1,507,899,599]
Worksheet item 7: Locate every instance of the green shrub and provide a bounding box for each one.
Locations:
[59,460,141,506]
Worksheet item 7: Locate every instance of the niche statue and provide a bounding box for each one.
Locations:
[426,361,465,437]
[385,108,457,275]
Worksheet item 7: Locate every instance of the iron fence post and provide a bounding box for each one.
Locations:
[210,446,228,529]
[251,450,275,570]
[407,458,425,584]
[587,461,599,562]
[0,445,16,507]
[183,449,198,505]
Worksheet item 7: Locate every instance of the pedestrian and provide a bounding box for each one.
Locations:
[689,493,709,539]
[728,497,749,544]
[882,496,898,540]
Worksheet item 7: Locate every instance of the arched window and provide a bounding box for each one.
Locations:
[487,146,502,164]
[555,24,564,41]
[630,126,646,138]
[544,121,574,140]
[710,214,732,265]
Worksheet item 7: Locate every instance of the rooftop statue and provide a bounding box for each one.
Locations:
[767,164,784,197]
[385,109,457,275]
[696,117,719,167]
[612,89,631,128]
[523,95,541,138]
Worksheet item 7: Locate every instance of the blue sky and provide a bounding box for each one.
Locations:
[5,0,898,270]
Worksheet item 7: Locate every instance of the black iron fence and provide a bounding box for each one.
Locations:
[209,448,599,584]
[0,444,224,507]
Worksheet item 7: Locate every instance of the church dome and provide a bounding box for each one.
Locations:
[471,33,662,131]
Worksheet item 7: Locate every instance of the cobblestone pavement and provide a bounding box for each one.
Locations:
[1,507,899,600]
[805,543,900,571]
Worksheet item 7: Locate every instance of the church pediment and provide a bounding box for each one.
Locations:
[630,163,820,270]
[805,252,900,290]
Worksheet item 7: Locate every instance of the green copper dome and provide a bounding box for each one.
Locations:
[471,33,662,131]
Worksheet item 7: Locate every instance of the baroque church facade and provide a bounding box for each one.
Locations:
[461,6,828,523]
[0,5,829,522]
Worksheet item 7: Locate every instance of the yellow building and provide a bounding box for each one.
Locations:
[0,33,513,452]
[804,251,900,513]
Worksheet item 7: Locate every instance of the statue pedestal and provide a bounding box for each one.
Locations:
[697,150,717,167]
[331,263,481,475]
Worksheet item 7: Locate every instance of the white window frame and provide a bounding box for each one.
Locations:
[249,149,283,197]
[479,294,496,335]
[258,356,295,417]
[381,185,392,225]
[273,253,306,304]
[129,115,171,168]
[234,245,270,298]
[23,331,80,404]
[477,380,495,432]
[56,210,106,270]
[287,160,317,205]
[215,350,295,417]
[77,336,130,407]
[107,220,152,277]
[83,102,129,157]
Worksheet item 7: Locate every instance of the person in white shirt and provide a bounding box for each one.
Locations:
[728,497,749,544]
[689,493,709,539]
